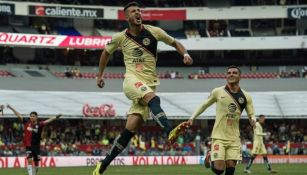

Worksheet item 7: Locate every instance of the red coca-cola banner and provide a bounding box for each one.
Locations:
[118,9,186,21]
[82,103,116,118]
[0,33,112,49]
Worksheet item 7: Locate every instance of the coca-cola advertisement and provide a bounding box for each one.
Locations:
[82,103,116,118]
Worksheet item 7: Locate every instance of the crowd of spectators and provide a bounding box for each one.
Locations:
[0,118,306,157]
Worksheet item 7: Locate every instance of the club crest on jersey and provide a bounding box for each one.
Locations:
[142,38,150,46]
[214,153,218,158]
[238,97,245,104]
[141,87,147,91]
[228,103,237,113]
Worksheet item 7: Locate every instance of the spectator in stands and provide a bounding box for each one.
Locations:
[208,20,227,37]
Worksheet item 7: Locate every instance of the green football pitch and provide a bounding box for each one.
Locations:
[1,164,306,175]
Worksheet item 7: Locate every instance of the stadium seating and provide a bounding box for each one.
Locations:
[188,72,279,79]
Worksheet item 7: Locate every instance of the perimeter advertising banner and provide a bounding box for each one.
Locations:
[118,9,186,20]
[0,3,14,15]
[0,156,306,168]
[0,33,111,49]
[28,5,104,18]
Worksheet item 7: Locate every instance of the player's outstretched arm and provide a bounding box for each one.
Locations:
[97,50,110,88]
[6,104,23,122]
[43,114,62,125]
[171,40,193,65]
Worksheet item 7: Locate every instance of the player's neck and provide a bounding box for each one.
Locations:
[227,83,240,93]
[128,24,143,36]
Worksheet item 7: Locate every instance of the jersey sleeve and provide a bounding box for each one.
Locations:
[245,93,256,122]
[104,33,122,54]
[149,26,175,45]
[190,88,218,120]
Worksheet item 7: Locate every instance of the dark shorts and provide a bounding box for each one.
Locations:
[26,146,41,162]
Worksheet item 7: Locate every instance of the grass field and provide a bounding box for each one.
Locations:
[1,164,306,175]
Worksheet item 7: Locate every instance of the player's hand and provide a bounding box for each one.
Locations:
[187,119,194,126]
[249,118,256,129]
[183,54,193,65]
[97,76,105,88]
[56,114,62,119]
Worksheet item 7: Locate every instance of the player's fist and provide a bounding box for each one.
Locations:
[183,54,193,65]
[187,119,194,126]
[97,76,105,88]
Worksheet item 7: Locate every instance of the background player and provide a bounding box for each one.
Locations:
[93,2,193,175]
[244,114,277,174]
[177,65,256,175]
[7,104,62,175]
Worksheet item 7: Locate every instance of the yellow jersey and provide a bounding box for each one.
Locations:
[190,85,256,141]
[105,24,175,86]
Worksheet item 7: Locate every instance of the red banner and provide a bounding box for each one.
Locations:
[0,33,111,49]
[59,36,111,49]
[118,9,186,21]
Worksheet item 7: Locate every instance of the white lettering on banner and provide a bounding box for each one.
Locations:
[290,8,307,19]
[68,37,111,47]
[0,33,56,45]
[132,156,187,165]
[44,6,97,17]
[1,156,307,168]
[0,5,11,13]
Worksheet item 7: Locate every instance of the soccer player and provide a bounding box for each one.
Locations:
[7,104,62,175]
[93,2,193,175]
[181,66,256,175]
[244,115,277,174]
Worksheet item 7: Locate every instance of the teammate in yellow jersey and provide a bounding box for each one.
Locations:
[93,2,193,175]
[244,115,277,174]
[172,66,256,175]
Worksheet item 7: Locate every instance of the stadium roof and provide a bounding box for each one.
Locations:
[1,90,306,119]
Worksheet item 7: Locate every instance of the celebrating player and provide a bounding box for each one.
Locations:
[176,66,256,175]
[93,1,193,175]
[244,115,277,174]
[7,104,62,175]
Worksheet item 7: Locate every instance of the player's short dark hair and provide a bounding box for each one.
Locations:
[124,1,140,12]
[258,114,265,118]
[227,65,241,74]
[30,111,38,117]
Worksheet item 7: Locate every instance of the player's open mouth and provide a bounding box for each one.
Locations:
[135,16,141,22]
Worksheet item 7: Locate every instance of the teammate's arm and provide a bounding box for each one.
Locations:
[188,89,217,125]
[245,94,256,128]
[6,104,23,122]
[42,114,62,125]
[255,124,266,136]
